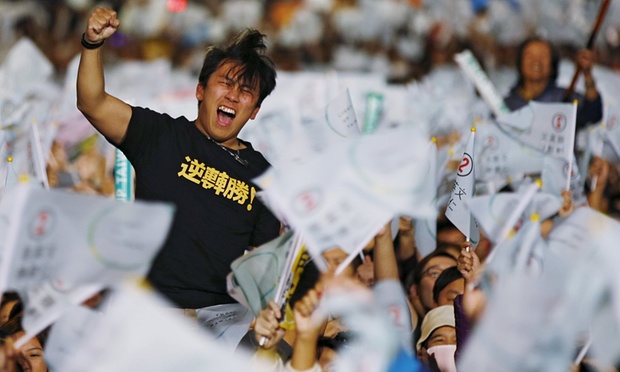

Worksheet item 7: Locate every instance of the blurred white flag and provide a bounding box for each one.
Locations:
[445,129,480,247]
[541,155,587,206]
[45,281,268,372]
[475,119,546,183]
[495,101,577,162]
[255,125,433,260]
[0,185,174,344]
[414,139,439,258]
[466,187,561,244]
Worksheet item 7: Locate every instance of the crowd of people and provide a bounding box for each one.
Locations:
[2,0,620,83]
[1,1,620,371]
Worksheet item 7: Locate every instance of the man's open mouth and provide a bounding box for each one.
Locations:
[217,105,236,125]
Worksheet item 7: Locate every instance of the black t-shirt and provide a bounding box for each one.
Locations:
[118,106,280,308]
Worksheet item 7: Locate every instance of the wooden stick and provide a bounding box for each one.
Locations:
[563,0,611,100]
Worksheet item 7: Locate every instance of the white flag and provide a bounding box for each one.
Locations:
[0,185,174,295]
[445,128,480,246]
[227,231,304,316]
[0,185,174,343]
[414,139,439,257]
[454,50,511,117]
[546,206,620,365]
[486,214,547,277]
[495,101,577,161]
[542,155,587,206]
[15,282,103,348]
[325,88,361,139]
[458,241,608,372]
[466,187,561,244]
[255,125,433,261]
[600,105,620,162]
[45,281,269,372]
[475,119,546,183]
[0,38,54,101]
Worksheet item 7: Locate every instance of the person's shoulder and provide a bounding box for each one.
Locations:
[132,106,193,126]
[240,139,270,163]
[539,83,567,101]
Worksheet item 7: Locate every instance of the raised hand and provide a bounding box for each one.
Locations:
[456,242,481,285]
[254,300,284,350]
[576,49,595,73]
[559,190,574,218]
[85,8,120,44]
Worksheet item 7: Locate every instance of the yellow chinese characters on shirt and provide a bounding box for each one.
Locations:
[177,156,256,211]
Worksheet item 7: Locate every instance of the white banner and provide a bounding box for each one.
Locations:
[445,129,480,246]
[255,125,434,259]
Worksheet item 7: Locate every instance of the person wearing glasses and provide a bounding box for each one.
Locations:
[405,251,457,350]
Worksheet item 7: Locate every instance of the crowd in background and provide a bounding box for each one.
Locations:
[2,1,620,371]
[2,0,620,85]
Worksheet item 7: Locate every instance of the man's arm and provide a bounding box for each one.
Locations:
[77,7,132,146]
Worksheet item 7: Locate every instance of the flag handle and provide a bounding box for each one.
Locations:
[604,130,620,159]
[30,121,50,190]
[565,161,573,192]
[13,332,34,349]
[513,214,539,270]
[563,0,611,101]
[591,120,607,191]
[334,226,383,276]
[485,180,541,265]
[574,332,592,365]
[260,233,305,347]
[565,100,578,192]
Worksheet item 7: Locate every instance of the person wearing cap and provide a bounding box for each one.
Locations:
[416,305,457,372]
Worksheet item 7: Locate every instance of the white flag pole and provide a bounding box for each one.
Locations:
[564,100,578,191]
[574,331,592,365]
[485,179,542,265]
[590,121,606,191]
[30,121,49,190]
[259,233,304,347]
[334,224,385,276]
[513,213,540,271]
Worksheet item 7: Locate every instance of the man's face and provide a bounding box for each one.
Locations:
[418,256,456,311]
[12,331,47,372]
[195,61,261,148]
[426,326,457,348]
[521,41,552,84]
[436,278,464,307]
[417,325,457,365]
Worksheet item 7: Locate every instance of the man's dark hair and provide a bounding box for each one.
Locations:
[198,29,277,107]
[0,316,48,349]
[432,266,464,303]
[515,37,560,88]
[0,292,19,310]
[404,251,456,290]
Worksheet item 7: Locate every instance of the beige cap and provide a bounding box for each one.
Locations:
[416,305,456,351]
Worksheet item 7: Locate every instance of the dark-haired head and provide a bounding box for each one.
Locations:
[432,266,464,304]
[406,250,457,290]
[198,29,277,108]
[515,37,559,88]
[0,316,48,349]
